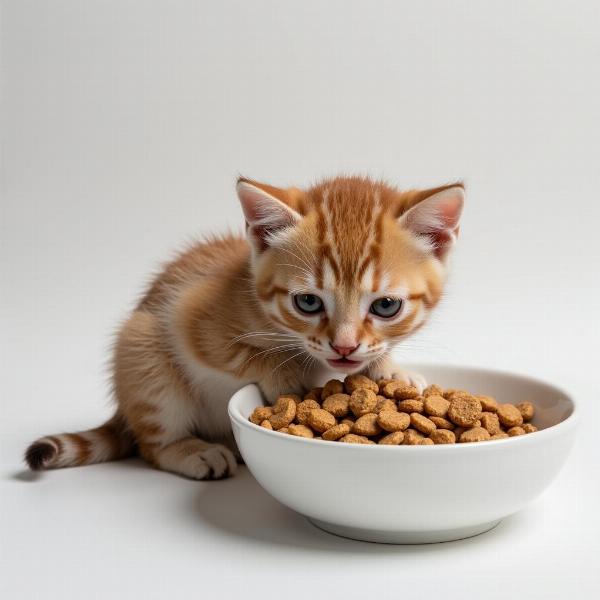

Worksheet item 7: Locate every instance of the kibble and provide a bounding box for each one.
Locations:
[394,385,420,400]
[249,376,541,445]
[516,402,535,422]
[497,403,523,428]
[322,423,351,441]
[397,399,424,414]
[423,395,450,417]
[430,429,456,444]
[349,388,377,417]
[322,393,350,417]
[377,410,410,432]
[344,374,378,394]
[296,399,321,425]
[410,413,437,435]
[378,431,404,445]
[447,395,482,427]
[322,379,344,399]
[308,408,336,433]
[352,413,382,436]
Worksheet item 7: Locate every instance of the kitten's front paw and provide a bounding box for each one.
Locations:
[366,364,427,394]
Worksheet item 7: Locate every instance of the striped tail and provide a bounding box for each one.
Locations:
[24,413,136,471]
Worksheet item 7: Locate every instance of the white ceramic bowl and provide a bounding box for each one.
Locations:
[228,364,576,544]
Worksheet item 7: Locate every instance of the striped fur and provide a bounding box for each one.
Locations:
[25,175,463,480]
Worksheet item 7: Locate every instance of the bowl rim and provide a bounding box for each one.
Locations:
[228,363,578,452]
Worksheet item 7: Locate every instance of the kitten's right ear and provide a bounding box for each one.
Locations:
[236,178,302,252]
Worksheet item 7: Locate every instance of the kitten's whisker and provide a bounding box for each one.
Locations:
[271,349,309,375]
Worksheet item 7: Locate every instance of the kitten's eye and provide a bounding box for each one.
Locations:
[370,297,403,318]
[293,294,324,315]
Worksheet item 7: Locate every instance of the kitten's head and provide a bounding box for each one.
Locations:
[237,176,464,374]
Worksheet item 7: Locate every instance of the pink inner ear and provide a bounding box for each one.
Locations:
[439,198,462,228]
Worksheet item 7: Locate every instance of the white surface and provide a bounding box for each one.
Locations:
[1,0,599,598]
[230,366,577,543]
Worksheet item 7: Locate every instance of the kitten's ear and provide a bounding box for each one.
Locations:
[398,184,464,259]
[236,178,302,252]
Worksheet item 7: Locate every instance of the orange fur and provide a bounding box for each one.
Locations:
[25,175,464,480]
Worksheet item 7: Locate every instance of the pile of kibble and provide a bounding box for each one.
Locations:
[249,374,538,445]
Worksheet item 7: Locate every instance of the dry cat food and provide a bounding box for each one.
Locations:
[249,375,539,445]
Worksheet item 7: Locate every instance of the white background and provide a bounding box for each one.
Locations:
[1,1,599,598]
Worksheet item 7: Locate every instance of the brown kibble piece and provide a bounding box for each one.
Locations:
[423,384,444,397]
[507,426,526,437]
[454,427,466,439]
[322,393,350,417]
[303,387,323,402]
[430,429,456,444]
[381,381,405,398]
[443,388,462,399]
[349,388,378,417]
[377,378,395,391]
[250,406,274,425]
[423,395,450,417]
[322,423,351,441]
[420,438,434,445]
[459,427,491,443]
[269,399,297,429]
[340,417,355,427]
[476,395,498,413]
[522,423,538,434]
[497,404,523,427]
[489,432,509,440]
[274,394,302,409]
[322,379,344,399]
[352,413,382,436]
[295,399,320,425]
[516,402,535,422]
[447,395,482,427]
[397,399,424,414]
[344,374,378,394]
[378,431,404,445]
[279,427,290,434]
[395,385,419,400]
[403,429,424,445]
[374,396,397,414]
[339,433,372,444]
[260,419,273,430]
[430,416,454,430]
[377,410,410,432]
[307,408,336,433]
[288,423,314,438]
[480,412,501,435]
[410,413,437,435]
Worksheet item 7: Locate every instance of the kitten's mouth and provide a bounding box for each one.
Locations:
[326,357,364,370]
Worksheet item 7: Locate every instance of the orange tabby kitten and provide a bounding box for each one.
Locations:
[25,176,464,479]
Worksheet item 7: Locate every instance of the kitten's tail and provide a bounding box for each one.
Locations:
[24,413,136,471]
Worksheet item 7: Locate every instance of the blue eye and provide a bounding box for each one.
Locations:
[370,297,402,318]
[293,294,324,314]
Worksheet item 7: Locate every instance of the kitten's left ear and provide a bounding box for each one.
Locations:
[236,178,302,252]
[399,185,464,259]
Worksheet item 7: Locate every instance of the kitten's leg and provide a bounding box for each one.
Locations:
[365,355,427,393]
[115,310,237,480]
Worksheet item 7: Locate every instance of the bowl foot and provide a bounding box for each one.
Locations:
[307,518,502,544]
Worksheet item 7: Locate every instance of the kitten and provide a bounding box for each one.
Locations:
[25,175,464,480]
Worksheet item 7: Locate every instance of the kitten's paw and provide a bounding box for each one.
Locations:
[367,364,427,394]
[199,444,238,480]
[180,444,238,480]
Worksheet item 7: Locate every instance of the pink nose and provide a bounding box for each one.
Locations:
[330,343,359,357]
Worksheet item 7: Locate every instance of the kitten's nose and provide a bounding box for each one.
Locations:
[329,343,359,357]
